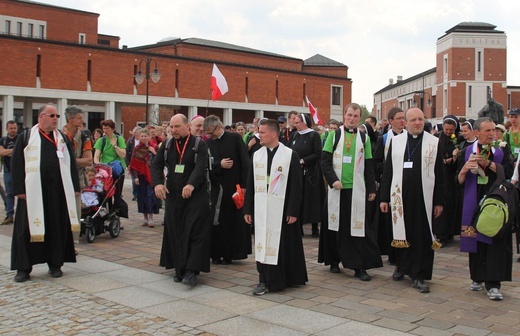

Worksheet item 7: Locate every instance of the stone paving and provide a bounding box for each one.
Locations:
[1,176,520,335]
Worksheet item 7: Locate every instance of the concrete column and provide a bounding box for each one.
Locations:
[255,110,264,119]
[188,106,198,121]
[56,98,67,130]
[114,103,122,134]
[2,95,15,133]
[105,101,116,121]
[23,98,33,128]
[223,108,233,126]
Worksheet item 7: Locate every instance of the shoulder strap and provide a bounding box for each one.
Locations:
[193,136,201,163]
[332,128,342,152]
[101,136,107,152]
[163,137,174,168]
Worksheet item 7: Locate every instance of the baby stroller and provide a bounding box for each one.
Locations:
[80,164,123,243]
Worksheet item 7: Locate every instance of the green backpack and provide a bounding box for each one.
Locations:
[475,198,509,238]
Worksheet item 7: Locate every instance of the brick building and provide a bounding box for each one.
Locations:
[373,22,520,122]
[0,0,352,137]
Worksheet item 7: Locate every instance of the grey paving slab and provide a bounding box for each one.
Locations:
[188,290,278,315]
[52,273,130,293]
[139,278,220,299]
[200,316,306,336]
[246,304,348,334]
[315,320,411,336]
[141,300,236,328]
[95,285,178,309]
[65,257,127,273]
[100,266,169,285]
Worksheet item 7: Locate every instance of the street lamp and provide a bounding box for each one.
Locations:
[412,91,431,111]
[134,58,161,125]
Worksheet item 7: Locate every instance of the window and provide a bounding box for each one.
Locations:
[332,86,342,106]
[39,25,44,39]
[79,33,86,44]
[28,23,33,38]
[5,20,11,34]
[245,77,249,97]
[302,83,306,102]
[87,60,92,82]
[36,54,41,77]
[468,86,472,108]
[477,51,482,72]
[275,80,279,101]
[16,22,22,36]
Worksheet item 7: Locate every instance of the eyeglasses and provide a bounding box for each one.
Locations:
[205,125,218,136]
[44,113,60,118]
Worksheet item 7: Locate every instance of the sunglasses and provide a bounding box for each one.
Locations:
[44,113,60,118]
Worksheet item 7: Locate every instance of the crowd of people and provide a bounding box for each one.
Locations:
[3,103,519,302]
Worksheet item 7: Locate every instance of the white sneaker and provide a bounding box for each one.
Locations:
[470,281,483,291]
[487,288,503,301]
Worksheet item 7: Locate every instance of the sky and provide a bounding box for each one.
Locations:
[40,0,520,109]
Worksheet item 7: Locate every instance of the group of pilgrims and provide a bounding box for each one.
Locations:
[10,102,519,302]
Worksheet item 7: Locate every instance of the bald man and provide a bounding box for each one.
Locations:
[152,114,211,287]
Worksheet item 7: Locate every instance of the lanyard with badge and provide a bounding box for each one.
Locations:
[174,133,190,173]
[404,137,422,168]
[39,128,63,159]
[343,131,354,164]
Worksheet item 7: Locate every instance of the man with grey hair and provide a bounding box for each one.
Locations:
[203,115,251,265]
[64,106,93,249]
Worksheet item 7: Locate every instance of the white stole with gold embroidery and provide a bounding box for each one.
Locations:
[389,131,438,247]
[25,125,79,242]
[253,144,292,265]
[328,127,367,236]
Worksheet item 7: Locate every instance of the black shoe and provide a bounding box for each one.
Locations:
[387,258,396,266]
[311,229,319,237]
[212,258,222,265]
[222,259,232,265]
[173,274,183,283]
[181,271,197,287]
[439,239,447,248]
[517,257,520,263]
[392,268,404,281]
[330,262,340,274]
[14,269,31,282]
[354,269,371,281]
[412,279,430,293]
[253,283,267,296]
[48,266,63,278]
[132,196,137,201]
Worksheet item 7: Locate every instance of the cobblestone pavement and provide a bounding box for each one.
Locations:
[1,176,520,335]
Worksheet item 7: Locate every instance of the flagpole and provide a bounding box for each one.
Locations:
[205,90,212,116]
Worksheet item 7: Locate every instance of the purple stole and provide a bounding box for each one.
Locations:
[460,145,504,253]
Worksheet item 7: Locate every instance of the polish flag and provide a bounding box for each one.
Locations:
[305,96,322,125]
[210,64,229,101]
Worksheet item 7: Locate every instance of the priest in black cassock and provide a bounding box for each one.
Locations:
[457,117,513,301]
[289,113,324,237]
[244,119,307,296]
[380,108,445,293]
[11,105,80,282]
[373,107,406,267]
[152,114,211,287]
[203,115,251,265]
[318,103,382,281]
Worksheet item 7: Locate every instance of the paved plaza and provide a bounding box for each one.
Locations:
[1,177,520,335]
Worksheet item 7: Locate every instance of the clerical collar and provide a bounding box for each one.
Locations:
[268,145,279,151]
[345,128,357,134]
[393,129,404,135]
[298,128,313,135]
[408,131,423,139]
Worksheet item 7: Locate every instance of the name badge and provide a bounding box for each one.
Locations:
[343,156,352,164]
[404,161,413,169]
[515,148,520,154]
[57,151,64,159]
[174,164,185,174]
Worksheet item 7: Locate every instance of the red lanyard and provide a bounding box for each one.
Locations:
[175,133,191,164]
[39,128,58,148]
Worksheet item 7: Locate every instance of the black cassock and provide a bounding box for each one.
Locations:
[11,130,79,271]
[289,131,324,224]
[244,146,308,291]
[151,134,211,275]
[206,131,251,261]
[318,131,382,271]
[433,132,459,239]
[380,132,445,280]
[457,145,514,284]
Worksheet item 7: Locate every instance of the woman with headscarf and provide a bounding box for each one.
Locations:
[289,114,324,237]
[129,128,159,227]
[433,115,460,247]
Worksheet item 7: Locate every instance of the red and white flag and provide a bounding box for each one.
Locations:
[210,64,228,101]
[305,96,322,125]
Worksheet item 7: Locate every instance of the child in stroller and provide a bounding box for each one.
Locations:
[80,164,121,243]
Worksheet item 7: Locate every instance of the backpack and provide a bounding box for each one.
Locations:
[163,135,201,170]
[473,164,519,238]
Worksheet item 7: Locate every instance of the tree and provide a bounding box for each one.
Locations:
[359,105,372,125]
